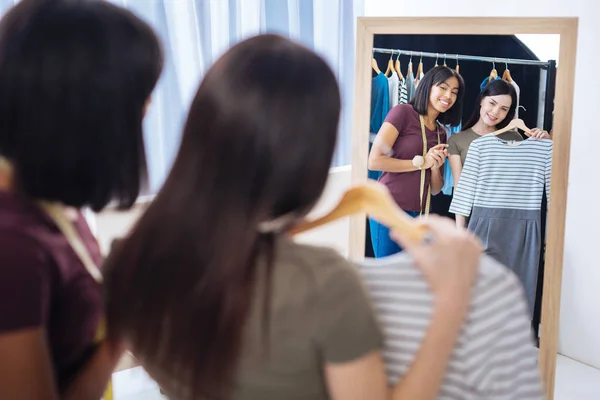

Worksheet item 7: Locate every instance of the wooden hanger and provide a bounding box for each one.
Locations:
[492,118,531,136]
[394,51,404,79]
[488,60,498,83]
[289,181,426,243]
[384,53,394,77]
[372,57,381,75]
[502,61,513,82]
[414,53,424,85]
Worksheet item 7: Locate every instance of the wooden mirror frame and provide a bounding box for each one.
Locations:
[350,17,578,399]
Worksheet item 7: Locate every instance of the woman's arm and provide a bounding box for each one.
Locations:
[430,166,444,195]
[0,329,59,400]
[449,155,466,228]
[63,340,124,400]
[368,122,418,173]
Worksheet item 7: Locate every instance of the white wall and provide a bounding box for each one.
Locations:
[363,0,600,369]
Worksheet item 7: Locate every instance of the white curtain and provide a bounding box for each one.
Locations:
[0,0,364,192]
[106,0,364,192]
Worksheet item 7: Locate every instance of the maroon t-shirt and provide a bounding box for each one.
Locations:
[0,191,103,390]
[378,104,447,213]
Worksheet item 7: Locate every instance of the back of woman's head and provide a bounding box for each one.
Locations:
[103,34,341,399]
[0,0,163,211]
[410,65,465,126]
[463,79,517,130]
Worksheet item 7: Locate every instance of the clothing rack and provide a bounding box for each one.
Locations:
[373,47,550,68]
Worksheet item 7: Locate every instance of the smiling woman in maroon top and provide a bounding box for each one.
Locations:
[368,66,465,258]
[0,0,163,399]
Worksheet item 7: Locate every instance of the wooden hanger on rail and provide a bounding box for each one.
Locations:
[502,61,513,82]
[384,52,394,77]
[394,51,404,79]
[488,59,498,83]
[492,118,531,136]
[290,181,427,243]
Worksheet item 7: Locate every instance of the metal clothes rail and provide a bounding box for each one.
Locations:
[372,47,550,68]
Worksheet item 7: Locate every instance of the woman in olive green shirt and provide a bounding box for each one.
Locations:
[448,80,551,227]
[104,34,484,400]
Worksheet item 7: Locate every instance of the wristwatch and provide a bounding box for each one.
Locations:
[412,155,425,170]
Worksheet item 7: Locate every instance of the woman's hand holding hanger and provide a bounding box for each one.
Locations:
[423,144,449,169]
[526,127,552,140]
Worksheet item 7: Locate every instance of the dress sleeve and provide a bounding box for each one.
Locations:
[0,232,51,332]
[313,260,383,363]
[449,139,481,217]
[447,134,460,156]
[383,105,408,135]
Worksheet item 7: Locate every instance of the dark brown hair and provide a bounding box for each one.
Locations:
[103,34,341,399]
[410,65,465,126]
[463,79,518,131]
[0,0,163,211]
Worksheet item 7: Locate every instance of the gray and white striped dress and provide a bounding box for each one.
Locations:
[356,253,544,400]
[449,134,552,316]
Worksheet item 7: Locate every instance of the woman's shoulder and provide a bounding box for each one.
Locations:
[275,237,362,292]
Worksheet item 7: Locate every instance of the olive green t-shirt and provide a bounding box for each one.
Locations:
[448,128,523,165]
[231,236,383,400]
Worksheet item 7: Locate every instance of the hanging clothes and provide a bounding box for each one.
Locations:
[356,252,544,398]
[369,72,389,181]
[387,71,400,109]
[449,134,552,317]
[398,77,408,104]
[441,123,461,196]
[405,67,416,102]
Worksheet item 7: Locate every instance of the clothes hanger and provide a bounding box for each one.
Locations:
[488,59,498,83]
[443,53,447,67]
[492,118,531,136]
[435,52,439,67]
[455,54,460,74]
[394,50,404,79]
[407,52,413,76]
[502,60,513,82]
[384,52,394,77]
[289,181,427,243]
[414,52,424,85]
[372,53,381,75]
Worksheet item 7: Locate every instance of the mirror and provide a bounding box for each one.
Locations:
[350,18,578,400]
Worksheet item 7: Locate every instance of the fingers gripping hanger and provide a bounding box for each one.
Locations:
[290,181,427,242]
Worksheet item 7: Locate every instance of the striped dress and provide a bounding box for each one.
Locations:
[357,253,544,399]
[449,134,553,316]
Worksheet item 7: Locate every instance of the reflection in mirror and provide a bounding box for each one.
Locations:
[366,33,558,341]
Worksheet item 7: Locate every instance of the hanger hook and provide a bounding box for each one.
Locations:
[396,50,401,61]
[409,51,413,62]
[444,53,447,63]
[456,54,459,65]
[420,51,423,62]
[492,59,496,69]
[505,59,509,69]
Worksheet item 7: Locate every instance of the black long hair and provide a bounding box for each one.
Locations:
[0,0,163,211]
[409,65,465,126]
[103,34,342,399]
[463,79,517,131]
